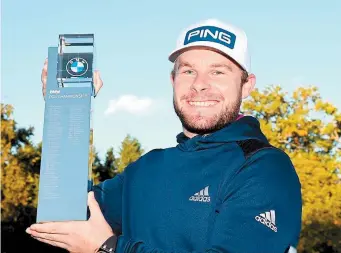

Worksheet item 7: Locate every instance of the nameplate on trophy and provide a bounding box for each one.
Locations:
[37,34,95,222]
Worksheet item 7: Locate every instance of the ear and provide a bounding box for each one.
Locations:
[241,73,256,99]
[170,71,175,88]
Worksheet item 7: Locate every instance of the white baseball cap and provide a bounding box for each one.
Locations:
[168,19,251,73]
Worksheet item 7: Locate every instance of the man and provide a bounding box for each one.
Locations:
[27,19,302,253]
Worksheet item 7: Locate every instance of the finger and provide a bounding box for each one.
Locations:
[29,222,70,234]
[41,58,48,82]
[88,191,103,219]
[30,229,68,242]
[93,71,103,95]
[32,235,70,251]
[41,58,48,95]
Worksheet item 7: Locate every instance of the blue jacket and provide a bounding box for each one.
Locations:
[93,116,302,253]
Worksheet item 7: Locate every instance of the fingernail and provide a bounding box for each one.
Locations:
[26,228,31,234]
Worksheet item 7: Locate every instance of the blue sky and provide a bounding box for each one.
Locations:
[2,0,341,158]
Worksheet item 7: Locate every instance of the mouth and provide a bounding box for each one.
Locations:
[187,100,220,107]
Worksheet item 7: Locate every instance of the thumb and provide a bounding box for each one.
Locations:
[93,71,103,95]
[88,191,103,220]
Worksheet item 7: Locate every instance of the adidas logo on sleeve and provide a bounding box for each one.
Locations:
[189,186,210,202]
[255,210,278,232]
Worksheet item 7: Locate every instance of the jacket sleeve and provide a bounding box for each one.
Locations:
[91,172,124,235]
[113,149,302,253]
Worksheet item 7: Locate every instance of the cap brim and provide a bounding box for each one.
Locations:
[168,45,222,63]
[168,45,247,72]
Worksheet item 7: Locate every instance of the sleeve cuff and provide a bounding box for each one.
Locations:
[115,235,143,253]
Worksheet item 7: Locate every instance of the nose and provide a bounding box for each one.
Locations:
[190,73,211,92]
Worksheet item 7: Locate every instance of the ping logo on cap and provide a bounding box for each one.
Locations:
[184,26,236,49]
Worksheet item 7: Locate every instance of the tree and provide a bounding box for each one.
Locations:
[242,85,341,253]
[115,134,144,173]
[1,104,40,224]
[92,147,117,185]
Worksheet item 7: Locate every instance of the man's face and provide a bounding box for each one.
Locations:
[171,48,255,135]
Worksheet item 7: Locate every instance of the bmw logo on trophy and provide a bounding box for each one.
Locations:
[66,57,89,77]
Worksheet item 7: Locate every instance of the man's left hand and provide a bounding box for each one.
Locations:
[26,191,114,253]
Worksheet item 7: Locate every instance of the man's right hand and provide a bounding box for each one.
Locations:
[41,58,104,97]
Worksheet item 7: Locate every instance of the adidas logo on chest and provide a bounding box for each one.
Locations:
[255,210,278,232]
[189,186,210,203]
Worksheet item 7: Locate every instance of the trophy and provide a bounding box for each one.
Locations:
[36,34,95,222]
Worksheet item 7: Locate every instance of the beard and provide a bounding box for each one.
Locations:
[173,91,242,135]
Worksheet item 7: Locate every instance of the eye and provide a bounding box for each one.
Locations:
[212,70,224,75]
[183,69,195,75]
